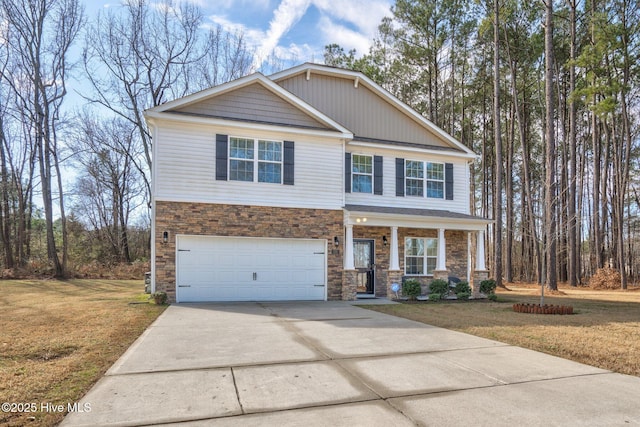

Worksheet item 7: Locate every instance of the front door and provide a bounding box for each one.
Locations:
[354,239,375,295]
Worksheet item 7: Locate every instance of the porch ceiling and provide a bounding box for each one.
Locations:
[343,204,491,231]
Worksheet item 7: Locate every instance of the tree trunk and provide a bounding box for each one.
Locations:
[567,0,578,286]
[544,0,557,291]
[493,0,503,288]
[0,128,14,269]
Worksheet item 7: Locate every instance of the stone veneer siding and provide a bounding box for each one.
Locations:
[155,201,344,302]
[352,227,469,297]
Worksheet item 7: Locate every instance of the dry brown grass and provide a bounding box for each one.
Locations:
[366,282,640,377]
[0,279,166,426]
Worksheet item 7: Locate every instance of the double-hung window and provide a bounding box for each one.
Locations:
[405,237,438,275]
[229,137,282,184]
[405,160,424,196]
[352,154,373,193]
[405,160,444,198]
[426,163,444,198]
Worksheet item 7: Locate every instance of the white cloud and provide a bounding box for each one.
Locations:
[255,0,311,68]
[208,14,265,45]
[316,15,372,56]
[203,0,393,70]
[313,0,392,35]
[273,42,316,63]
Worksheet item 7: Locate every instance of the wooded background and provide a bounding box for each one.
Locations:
[0,0,638,289]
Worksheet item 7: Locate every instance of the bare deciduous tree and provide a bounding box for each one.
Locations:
[0,0,84,276]
[82,0,253,204]
[71,113,145,264]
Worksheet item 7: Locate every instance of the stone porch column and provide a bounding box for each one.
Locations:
[387,270,403,300]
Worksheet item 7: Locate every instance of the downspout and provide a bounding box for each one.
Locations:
[148,118,157,294]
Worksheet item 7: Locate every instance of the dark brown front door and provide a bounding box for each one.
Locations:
[354,239,375,295]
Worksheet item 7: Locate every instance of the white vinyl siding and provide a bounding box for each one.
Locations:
[345,144,470,214]
[154,121,344,209]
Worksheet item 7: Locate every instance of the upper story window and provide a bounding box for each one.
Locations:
[405,160,444,198]
[426,162,444,198]
[405,237,438,275]
[229,137,282,184]
[352,154,373,193]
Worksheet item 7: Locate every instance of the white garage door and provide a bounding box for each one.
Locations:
[175,235,327,302]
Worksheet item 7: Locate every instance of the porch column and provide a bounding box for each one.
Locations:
[389,226,400,271]
[344,224,355,270]
[437,228,447,271]
[476,229,486,271]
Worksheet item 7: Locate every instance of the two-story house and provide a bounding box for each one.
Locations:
[145,63,491,303]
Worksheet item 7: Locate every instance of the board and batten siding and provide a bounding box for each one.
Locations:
[171,83,329,130]
[277,74,451,149]
[344,145,471,214]
[154,121,344,209]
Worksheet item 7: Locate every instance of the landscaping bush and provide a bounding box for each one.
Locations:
[429,279,449,296]
[428,293,441,301]
[454,281,471,295]
[479,279,497,295]
[402,279,422,300]
[488,293,498,301]
[152,291,167,305]
[457,292,471,300]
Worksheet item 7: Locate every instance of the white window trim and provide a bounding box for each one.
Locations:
[351,153,373,194]
[229,136,283,184]
[405,159,424,197]
[405,160,445,199]
[404,237,438,276]
[425,162,445,199]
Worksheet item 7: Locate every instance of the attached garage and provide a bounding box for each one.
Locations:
[175,235,327,302]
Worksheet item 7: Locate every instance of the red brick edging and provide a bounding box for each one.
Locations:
[513,303,574,315]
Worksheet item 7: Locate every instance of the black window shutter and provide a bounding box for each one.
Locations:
[283,141,295,185]
[395,158,405,197]
[215,134,228,181]
[445,163,454,200]
[374,155,383,195]
[345,152,352,193]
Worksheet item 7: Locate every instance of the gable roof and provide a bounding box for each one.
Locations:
[270,63,476,158]
[145,72,353,138]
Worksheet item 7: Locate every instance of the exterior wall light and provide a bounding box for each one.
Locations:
[334,236,340,246]
[162,231,169,244]
[383,236,388,246]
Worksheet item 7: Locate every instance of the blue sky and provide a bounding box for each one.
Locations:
[81,0,394,70]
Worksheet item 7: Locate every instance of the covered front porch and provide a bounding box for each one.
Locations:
[341,205,491,300]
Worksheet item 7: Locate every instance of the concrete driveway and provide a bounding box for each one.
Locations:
[62,301,640,426]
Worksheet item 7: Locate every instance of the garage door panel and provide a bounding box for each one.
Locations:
[176,236,327,302]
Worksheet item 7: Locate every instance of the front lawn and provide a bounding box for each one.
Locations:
[365,283,640,377]
[0,279,166,426]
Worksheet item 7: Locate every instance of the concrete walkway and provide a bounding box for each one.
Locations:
[62,301,640,426]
